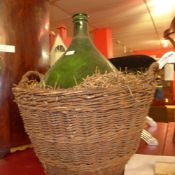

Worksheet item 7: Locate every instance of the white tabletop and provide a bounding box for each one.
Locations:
[125,154,175,175]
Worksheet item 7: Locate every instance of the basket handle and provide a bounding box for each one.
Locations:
[145,62,159,83]
[19,71,43,86]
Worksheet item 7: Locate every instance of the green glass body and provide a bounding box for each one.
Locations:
[44,13,116,88]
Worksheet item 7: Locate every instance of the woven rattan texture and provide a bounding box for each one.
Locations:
[13,63,158,175]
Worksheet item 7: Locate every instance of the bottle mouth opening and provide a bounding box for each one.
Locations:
[72,13,88,21]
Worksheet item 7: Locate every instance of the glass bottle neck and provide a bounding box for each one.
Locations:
[73,20,89,37]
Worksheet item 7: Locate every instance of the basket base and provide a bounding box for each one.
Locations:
[45,165,124,175]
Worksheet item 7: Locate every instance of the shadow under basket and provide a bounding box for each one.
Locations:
[13,63,159,175]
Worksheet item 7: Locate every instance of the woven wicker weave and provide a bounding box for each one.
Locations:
[13,62,159,175]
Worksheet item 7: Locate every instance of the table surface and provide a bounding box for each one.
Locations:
[137,122,175,156]
[0,122,174,175]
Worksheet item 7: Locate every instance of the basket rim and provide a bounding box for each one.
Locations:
[12,82,153,96]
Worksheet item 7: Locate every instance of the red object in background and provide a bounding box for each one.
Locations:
[133,48,175,58]
[49,24,71,51]
[57,24,71,47]
[0,149,45,175]
[173,72,175,104]
[52,25,114,59]
[164,123,175,154]
[92,28,113,59]
[49,31,55,51]
[151,99,165,106]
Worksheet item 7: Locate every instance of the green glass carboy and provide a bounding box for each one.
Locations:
[44,13,116,88]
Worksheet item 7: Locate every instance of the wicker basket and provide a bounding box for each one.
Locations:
[13,63,159,175]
